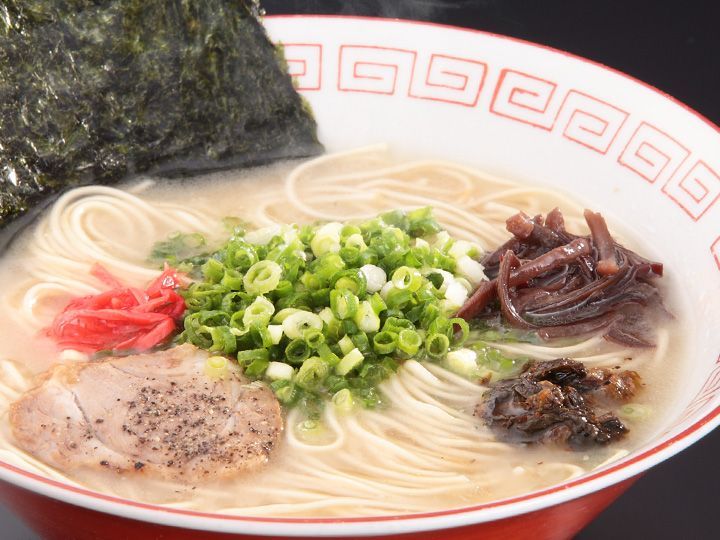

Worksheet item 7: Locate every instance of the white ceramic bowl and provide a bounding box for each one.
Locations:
[0,15,718,540]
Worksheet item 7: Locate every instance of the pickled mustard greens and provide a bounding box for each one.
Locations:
[0,0,321,229]
[158,208,518,412]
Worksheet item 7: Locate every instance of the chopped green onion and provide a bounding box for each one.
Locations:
[303,328,326,348]
[296,357,330,390]
[266,361,294,381]
[351,331,370,352]
[391,266,423,291]
[310,222,343,256]
[339,246,361,265]
[369,292,387,315]
[168,206,484,413]
[445,348,478,378]
[359,264,387,293]
[237,348,269,366]
[385,287,412,309]
[341,224,361,238]
[244,260,282,295]
[358,249,379,266]
[317,307,335,325]
[619,403,652,421]
[273,279,293,297]
[220,291,250,313]
[267,324,284,345]
[316,343,341,366]
[426,333,450,359]
[300,271,322,291]
[282,311,324,339]
[407,206,442,236]
[226,243,257,271]
[455,255,486,286]
[243,295,275,327]
[354,300,381,333]
[332,388,355,413]
[285,338,311,364]
[202,258,225,283]
[397,329,422,356]
[313,253,345,281]
[344,233,367,250]
[330,289,360,320]
[294,418,326,442]
[208,326,237,354]
[383,316,415,333]
[272,380,298,405]
[245,357,269,377]
[248,325,274,348]
[449,317,470,346]
[336,348,364,376]
[372,330,397,355]
[338,335,355,355]
[273,307,302,323]
[220,268,244,290]
[332,269,367,296]
[204,355,228,379]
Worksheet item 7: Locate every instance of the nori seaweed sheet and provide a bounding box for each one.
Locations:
[0,0,322,228]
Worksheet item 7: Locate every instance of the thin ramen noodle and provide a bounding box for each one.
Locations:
[0,146,680,516]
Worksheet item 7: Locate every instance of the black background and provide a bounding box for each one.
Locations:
[1,1,718,538]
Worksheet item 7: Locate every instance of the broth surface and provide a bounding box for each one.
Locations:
[0,148,686,516]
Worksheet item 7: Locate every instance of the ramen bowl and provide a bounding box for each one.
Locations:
[0,15,718,540]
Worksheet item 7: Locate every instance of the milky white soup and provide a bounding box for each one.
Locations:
[0,146,684,517]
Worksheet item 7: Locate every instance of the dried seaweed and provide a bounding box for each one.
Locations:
[0,0,322,227]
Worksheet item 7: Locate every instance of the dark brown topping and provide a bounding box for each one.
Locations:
[458,208,666,347]
[478,359,640,449]
[456,238,592,320]
[584,210,619,276]
[544,207,566,233]
[497,251,533,329]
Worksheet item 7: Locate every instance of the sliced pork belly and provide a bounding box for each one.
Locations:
[10,344,282,482]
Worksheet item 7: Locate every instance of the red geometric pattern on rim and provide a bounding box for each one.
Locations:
[662,160,720,221]
[713,236,720,271]
[489,69,559,130]
[408,53,487,106]
[675,355,720,427]
[282,44,323,91]
[617,122,690,184]
[338,45,417,95]
[555,90,629,154]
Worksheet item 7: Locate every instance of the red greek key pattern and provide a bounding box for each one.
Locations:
[409,54,487,106]
[338,45,416,95]
[555,91,629,154]
[287,41,718,255]
[662,161,720,221]
[489,69,559,130]
[675,355,720,427]
[618,122,690,184]
[283,43,322,91]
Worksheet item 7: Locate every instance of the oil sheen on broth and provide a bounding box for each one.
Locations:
[0,147,684,517]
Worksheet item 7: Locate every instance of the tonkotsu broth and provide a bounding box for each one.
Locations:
[0,147,685,516]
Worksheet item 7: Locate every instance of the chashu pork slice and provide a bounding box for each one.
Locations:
[10,344,282,482]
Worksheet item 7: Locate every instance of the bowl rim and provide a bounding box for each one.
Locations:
[0,14,718,537]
